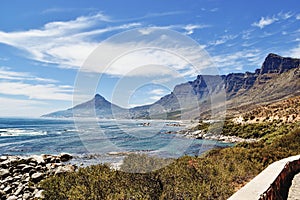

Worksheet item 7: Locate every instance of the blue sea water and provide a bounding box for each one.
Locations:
[0,118,231,166]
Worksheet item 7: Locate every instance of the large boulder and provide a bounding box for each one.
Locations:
[58,153,73,162]
[0,169,10,178]
[54,165,76,175]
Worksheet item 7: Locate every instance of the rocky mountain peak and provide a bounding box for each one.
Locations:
[260,53,300,74]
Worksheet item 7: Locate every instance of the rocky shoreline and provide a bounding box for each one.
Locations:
[0,154,75,200]
[165,127,257,143]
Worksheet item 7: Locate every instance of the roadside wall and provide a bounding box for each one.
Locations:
[228,155,300,200]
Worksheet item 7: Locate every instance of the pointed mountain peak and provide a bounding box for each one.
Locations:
[94,94,105,100]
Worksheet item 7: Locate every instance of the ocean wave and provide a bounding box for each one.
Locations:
[0,128,47,137]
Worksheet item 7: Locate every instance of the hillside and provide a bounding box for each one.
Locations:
[232,95,300,124]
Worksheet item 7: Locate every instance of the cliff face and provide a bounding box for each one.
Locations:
[138,53,300,118]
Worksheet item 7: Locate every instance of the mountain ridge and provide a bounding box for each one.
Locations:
[42,53,300,119]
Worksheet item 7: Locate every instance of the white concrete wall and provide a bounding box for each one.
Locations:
[228,155,300,200]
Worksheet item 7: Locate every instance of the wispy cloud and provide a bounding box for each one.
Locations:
[0,68,73,101]
[0,13,141,68]
[118,11,186,22]
[41,7,98,15]
[149,89,166,96]
[278,11,294,20]
[252,16,278,29]
[212,49,264,73]
[201,8,219,12]
[252,12,295,29]
[208,34,238,46]
[289,45,300,58]
[0,81,73,100]
[150,95,162,101]
[0,67,57,83]
[184,24,210,35]
[296,14,300,20]
[0,57,9,61]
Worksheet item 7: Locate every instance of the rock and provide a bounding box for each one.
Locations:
[3,186,12,194]
[41,154,53,163]
[58,153,73,162]
[54,165,76,175]
[0,169,10,178]
[22,192,31,200]
[3,176,14,184]
[6,195,18,200]
[30,155,45,165]
[14,185,23,196]
[22,165,34,173]
[0,156,8,162]
[34,190,44,199]
[28,162,37,167]
[31,172,44,183]
[16,164,27,169]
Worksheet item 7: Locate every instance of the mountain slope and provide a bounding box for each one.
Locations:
[231,95,300,124]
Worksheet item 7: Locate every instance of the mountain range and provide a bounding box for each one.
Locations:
[42,53,300,120]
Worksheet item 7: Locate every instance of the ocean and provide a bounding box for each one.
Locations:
[0,118,231,166]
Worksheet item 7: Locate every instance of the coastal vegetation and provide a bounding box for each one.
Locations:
[40,121,300,199]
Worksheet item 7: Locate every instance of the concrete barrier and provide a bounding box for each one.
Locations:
[228,155,300,200]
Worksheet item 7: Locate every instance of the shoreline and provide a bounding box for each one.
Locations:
[167,122,258,143]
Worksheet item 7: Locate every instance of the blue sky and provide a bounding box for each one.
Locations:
[0,0,299,117]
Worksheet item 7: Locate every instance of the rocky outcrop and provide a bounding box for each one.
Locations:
[0,154,75,200]
[260,53,300,74]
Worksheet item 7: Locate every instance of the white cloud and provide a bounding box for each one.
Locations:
[138,24,210,36]
[212,49,264,72]
[0,82,73,100]
[0,13,210,79]
[184,24,209,35]
[149,89,166,95]
[150,95,162,101]
[80,28,213,78]
[252,12,294,29]
[208,35,238,46]
[296,14,300,20]
[0,13,141,69]
[289,45,300,58]
[0,68,73,101]
[278,12,293,20]
[41,7,98,15]
[252,16,278,29]
[0,67,57,83]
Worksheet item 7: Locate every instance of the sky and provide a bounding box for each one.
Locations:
[0,0,299,117]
